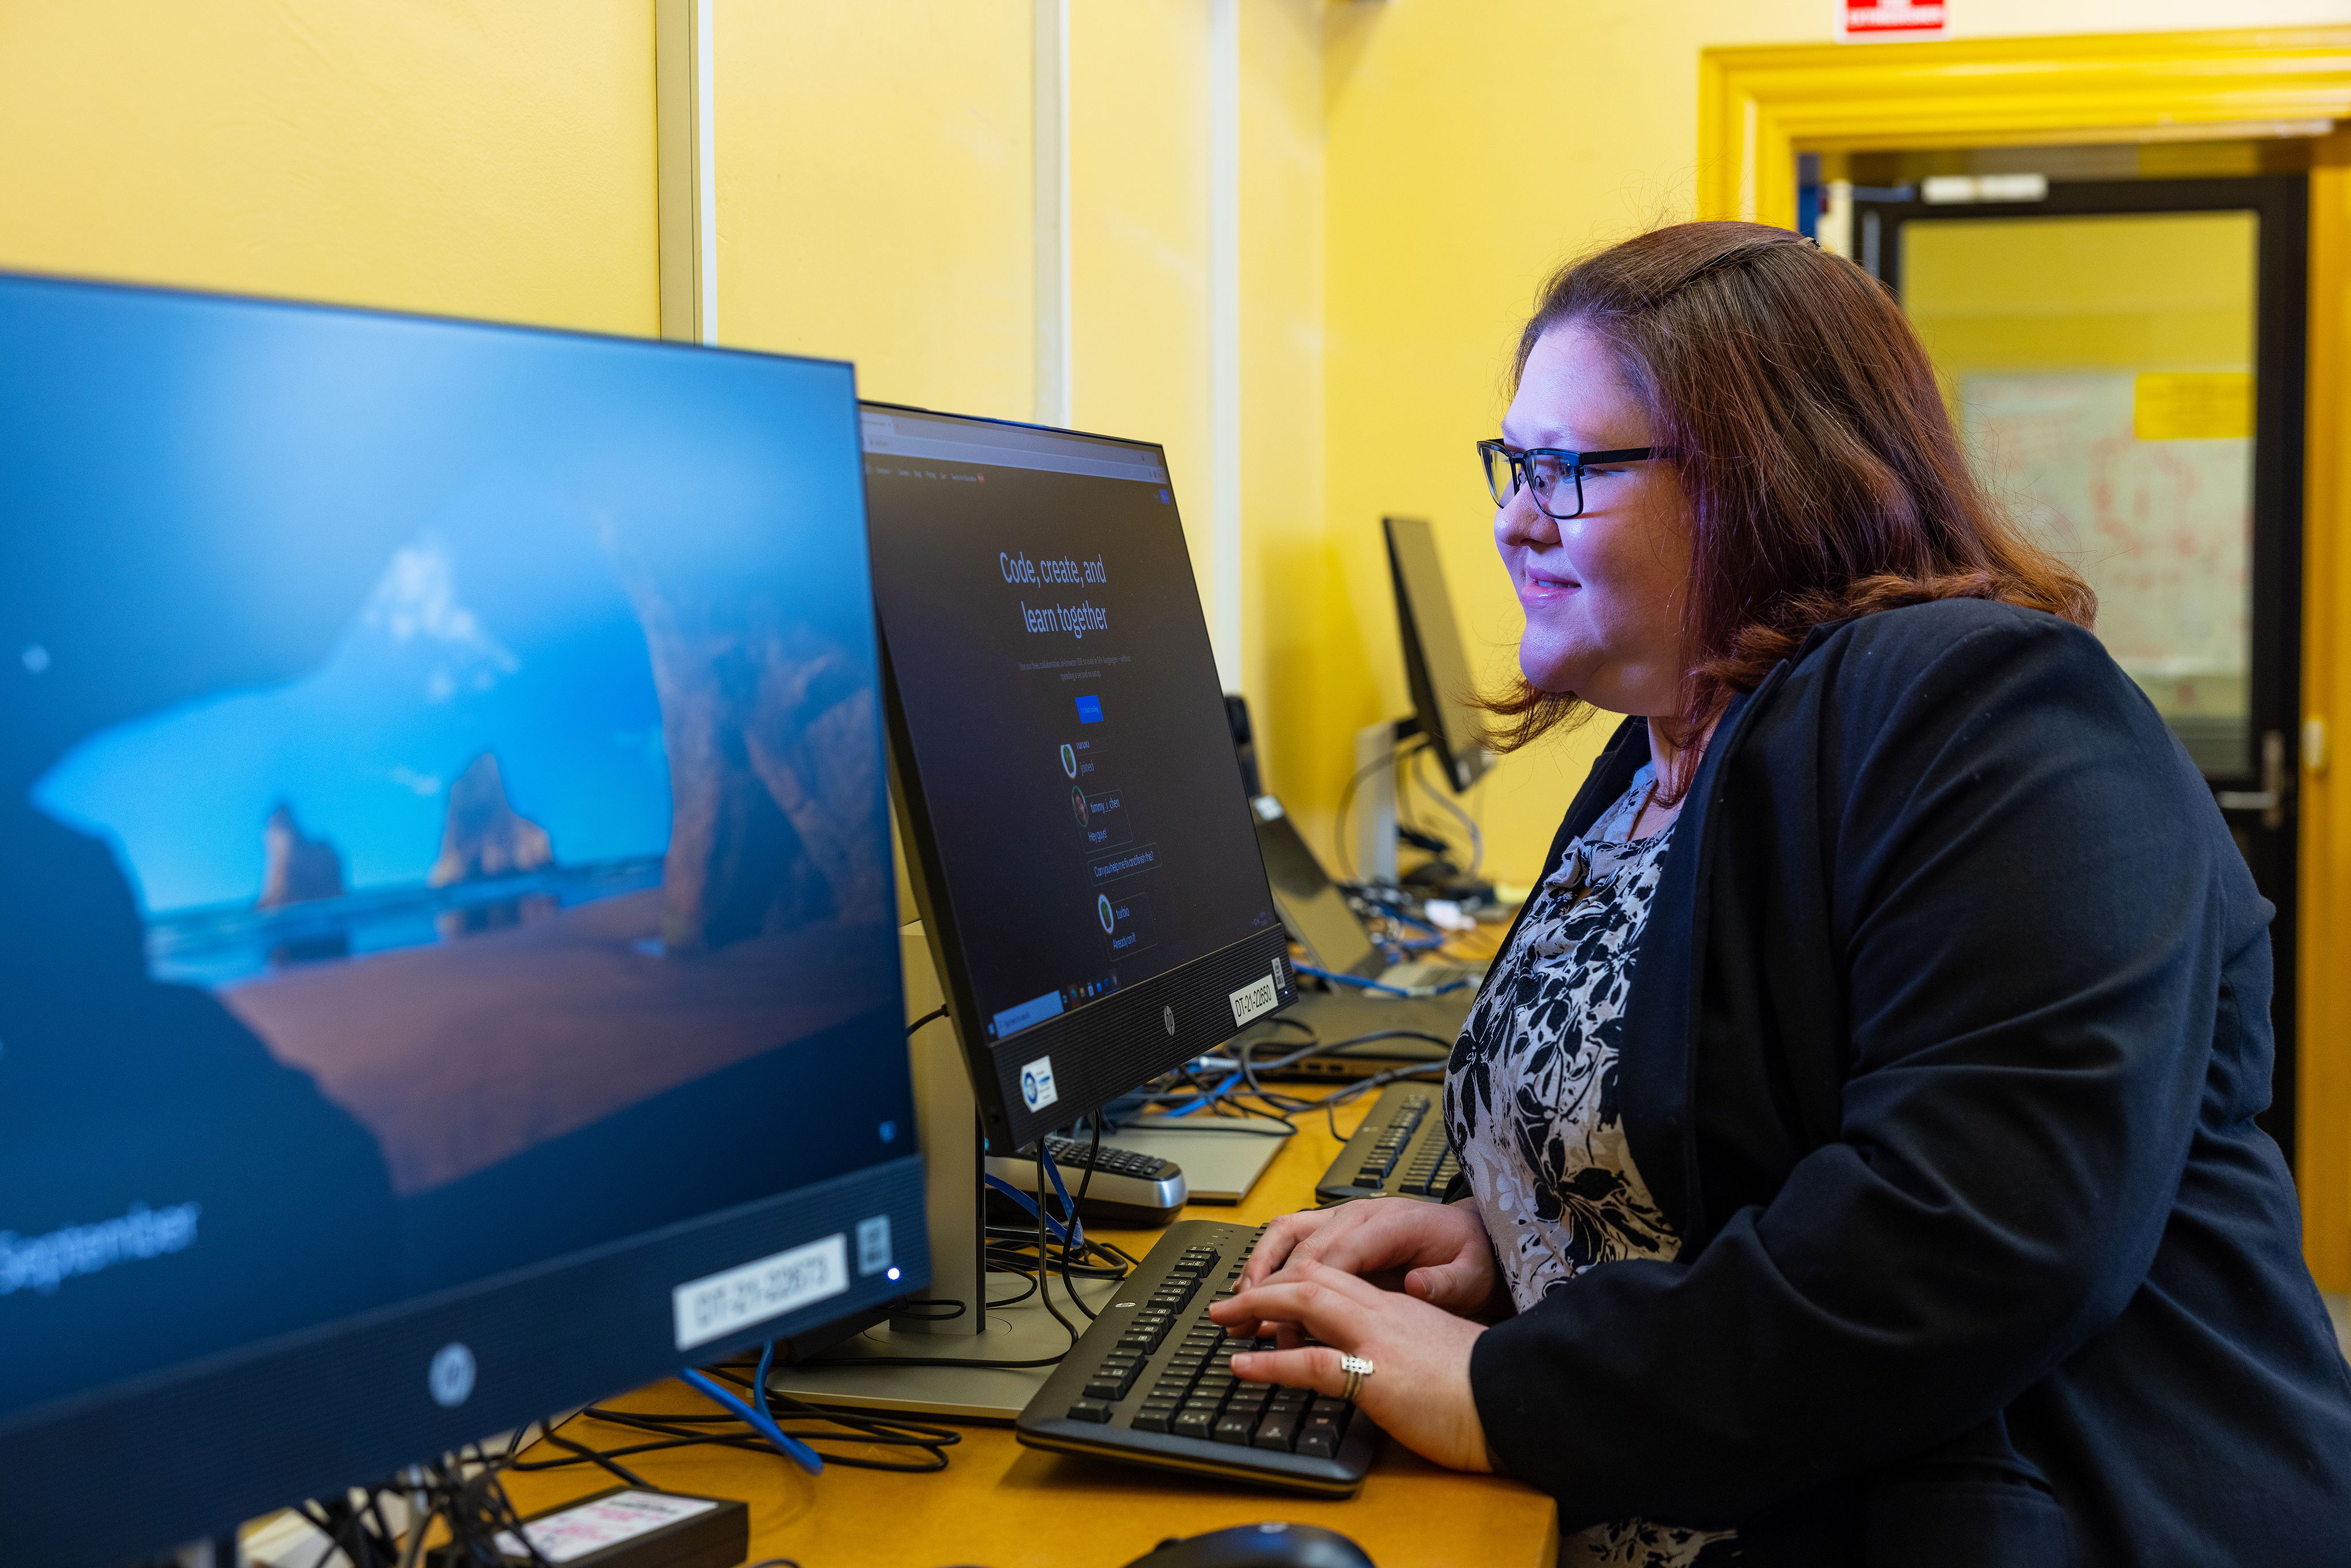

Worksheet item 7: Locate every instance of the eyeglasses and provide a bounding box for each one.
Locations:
[1477,440,1660,521]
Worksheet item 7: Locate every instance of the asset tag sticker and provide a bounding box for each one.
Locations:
[493,1491,717,1565]
[672,1234,847,1351]
[1019,1054,1059,1112]
[1230,973,1279,1028]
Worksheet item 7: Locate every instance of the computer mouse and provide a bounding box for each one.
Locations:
[1119,1520,1376,1568]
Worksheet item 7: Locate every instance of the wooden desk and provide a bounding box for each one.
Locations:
[499,1079,1556,1568]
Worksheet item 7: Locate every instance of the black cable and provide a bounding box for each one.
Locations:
[537,1421,654,1489]
[1032,1142,1083,1346]
[540,1388,964,1476]
[905,1004,949,1036]
[884,1297,968,1321]
[987,1271,1039,1309]
[1056,1121,1105,1319]
[1412,744,1485,878]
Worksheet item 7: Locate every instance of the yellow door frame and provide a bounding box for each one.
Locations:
[1697,26,2351,1293]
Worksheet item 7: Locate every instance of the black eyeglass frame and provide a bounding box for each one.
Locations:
[1477,439,1661,521]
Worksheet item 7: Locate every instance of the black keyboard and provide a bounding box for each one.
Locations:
[1012,1219,1382,1496]
[1313,1082,1460,1205]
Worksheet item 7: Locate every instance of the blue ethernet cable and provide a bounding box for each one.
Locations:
[678,1367,823,1476]
[983,1173,1074,1244]
[1294,964,1469,997]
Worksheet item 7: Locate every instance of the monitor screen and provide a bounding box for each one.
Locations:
[0,272,924,1563]
[1384,515,1492,794]
[862,406,1294,1147]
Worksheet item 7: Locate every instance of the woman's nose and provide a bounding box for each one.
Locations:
[1495,483,1556,549]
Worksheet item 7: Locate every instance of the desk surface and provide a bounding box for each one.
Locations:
[499,1055,1557,1568]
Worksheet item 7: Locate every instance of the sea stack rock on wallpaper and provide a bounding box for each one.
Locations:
[428,753,554,887]
[257,804,346,908]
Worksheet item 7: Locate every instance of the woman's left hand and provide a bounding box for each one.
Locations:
[1208,1257,1493,1473]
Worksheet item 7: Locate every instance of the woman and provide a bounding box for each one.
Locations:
[1208,222,2351,1566]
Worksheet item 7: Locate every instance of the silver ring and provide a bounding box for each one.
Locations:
[1339,1352,1375,1403]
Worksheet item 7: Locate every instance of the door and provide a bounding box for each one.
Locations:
[1856,175,2309,1165]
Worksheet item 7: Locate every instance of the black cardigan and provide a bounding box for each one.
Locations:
[1461,600,2351,1566]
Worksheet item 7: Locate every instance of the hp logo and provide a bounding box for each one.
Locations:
[428,1342,476,1408]
[1162,1005,1176,1036]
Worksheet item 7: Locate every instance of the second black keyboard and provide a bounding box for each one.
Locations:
[1013,1219,1382,1495]
[1313,1082,1461,1205]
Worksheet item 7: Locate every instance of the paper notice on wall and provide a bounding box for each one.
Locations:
[1960,372,2252,681]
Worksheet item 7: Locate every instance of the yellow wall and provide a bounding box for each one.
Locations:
[715,1,1034,422]
[0,1,655,335]
[1236,2,1329,793]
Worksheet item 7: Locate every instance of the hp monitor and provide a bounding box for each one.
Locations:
[0,273,924,1565]
[860,406,1296,1152]
[1384,515,1492,794]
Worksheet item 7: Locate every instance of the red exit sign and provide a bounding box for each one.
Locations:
[1840,0,1947,38]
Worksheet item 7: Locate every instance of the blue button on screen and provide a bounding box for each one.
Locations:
[1075,695,1103,724]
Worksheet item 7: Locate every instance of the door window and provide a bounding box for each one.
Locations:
[1904,211,2260,775]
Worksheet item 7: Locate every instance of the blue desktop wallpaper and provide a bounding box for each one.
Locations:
[37,475,673,955]
[0,275,911,1416]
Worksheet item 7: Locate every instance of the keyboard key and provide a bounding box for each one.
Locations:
[1295,1416,1341,1458]
[1083,1375,1130,1402]
[1310,1396,1352,1426]
[1213,1412,1258,1445]
[1066,1399,1115,1423]
[1254,1410,1299,1450]
[1131,1404,1176,1433]
[1171,1407,1217,1440]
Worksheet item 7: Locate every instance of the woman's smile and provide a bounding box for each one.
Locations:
[1512,557,1580,603]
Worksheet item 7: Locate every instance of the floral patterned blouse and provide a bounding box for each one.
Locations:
[1446,763,1737,1567]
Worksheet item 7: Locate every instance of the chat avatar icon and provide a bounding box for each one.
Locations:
[1098,894,1116,934]
[1071,784,1091,830]
[1060,743,1078,778]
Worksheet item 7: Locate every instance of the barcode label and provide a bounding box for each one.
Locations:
[494,1492,716,1565]
[671,1235,847,1350]
[1230,973,1279,1028]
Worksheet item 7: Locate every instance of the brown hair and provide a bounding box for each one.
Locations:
[1483,220,2093,797]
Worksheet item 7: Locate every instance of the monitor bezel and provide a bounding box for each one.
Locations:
[860,402,1297,1150]
[0,266,931,1565]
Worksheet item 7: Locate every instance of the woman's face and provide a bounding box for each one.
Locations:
[1495,321,1694,719]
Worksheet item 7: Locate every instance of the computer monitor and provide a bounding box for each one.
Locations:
[1384,515,1492,794]
[0,272,924,1565]
[1250,797,1382,980]
[861,405,1297,1152]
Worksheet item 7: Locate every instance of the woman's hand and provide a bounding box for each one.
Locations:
[1225,1197,1503,1328]
[1209,1259,1493,1473]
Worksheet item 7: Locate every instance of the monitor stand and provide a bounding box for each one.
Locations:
[1353,716,1424,884]
[765,926,1120,1423]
